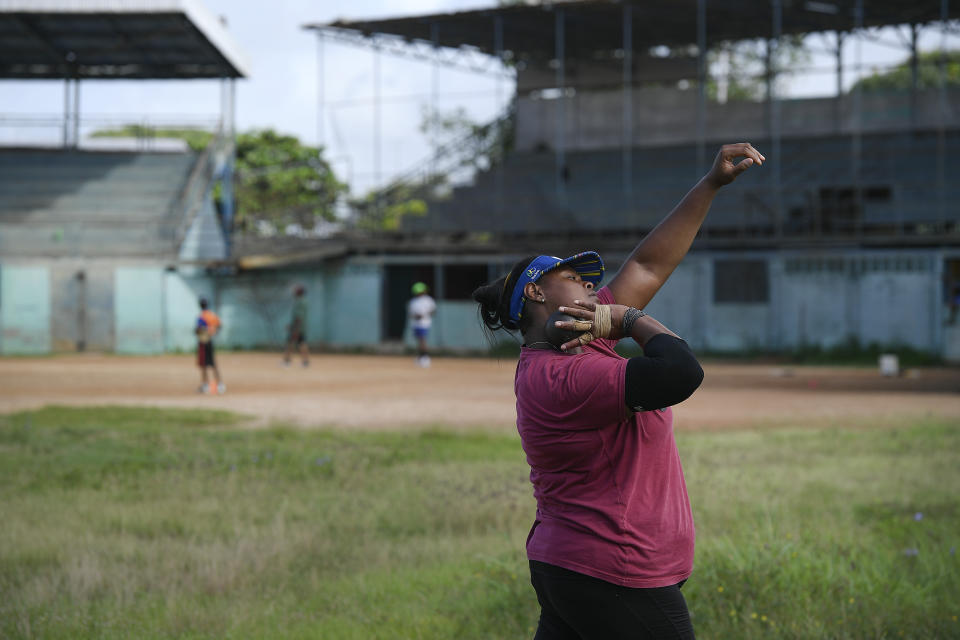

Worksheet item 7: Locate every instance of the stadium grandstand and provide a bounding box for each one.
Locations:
[0,0,245,353]
[294,0,960,360]
[3,1,960,362]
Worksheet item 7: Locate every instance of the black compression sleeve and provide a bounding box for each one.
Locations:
[624,334,704,411]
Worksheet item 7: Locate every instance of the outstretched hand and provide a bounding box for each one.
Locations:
[704,142,765,188]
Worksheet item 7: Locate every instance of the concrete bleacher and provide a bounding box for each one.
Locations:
[402,129,959,238]
[0,149,199,257]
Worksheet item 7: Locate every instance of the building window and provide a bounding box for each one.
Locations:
[819,187,859,232]
[443,264,489,301]
[818,185,891,233]
[714,259,769,303]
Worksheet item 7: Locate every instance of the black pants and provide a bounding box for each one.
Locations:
[529,561,695,640]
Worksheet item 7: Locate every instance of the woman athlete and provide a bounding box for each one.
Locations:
[472,143,764,639]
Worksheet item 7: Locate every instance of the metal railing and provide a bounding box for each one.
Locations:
[172,125,234,251]
[0,113,220,151]
[352,108,514,228]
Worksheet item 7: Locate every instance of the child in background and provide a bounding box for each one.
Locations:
[408,282,436,367]
[196,297,225,394]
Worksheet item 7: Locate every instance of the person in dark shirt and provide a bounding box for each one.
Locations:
[283,285,310,367]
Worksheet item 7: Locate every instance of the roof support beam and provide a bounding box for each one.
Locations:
[9,13,65,66]
[305,26,513,79]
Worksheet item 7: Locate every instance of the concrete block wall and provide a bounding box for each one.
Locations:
[643,250,943,353]
[408,301,484,351]
[0,265,50,354]
[114,267,165,354]
[858,271,938,350]
[0,249,954,357]
[321,261,381,347]
[777,273,852,349]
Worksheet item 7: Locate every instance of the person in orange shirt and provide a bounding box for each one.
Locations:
[196,297,225,394]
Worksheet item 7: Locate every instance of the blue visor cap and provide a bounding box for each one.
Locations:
[508,251,605,323]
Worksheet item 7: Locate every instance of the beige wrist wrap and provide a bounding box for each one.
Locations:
[576,304,612,346]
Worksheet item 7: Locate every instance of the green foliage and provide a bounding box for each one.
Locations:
[1,406,958,638]
[666,338,942,367]
[231,129,347,233]
[707,36,811,102]
[89,125,213,152]
[352,107,513,231]
[851,49,960,92]
[90,126,348,233]
[786,338,941,367]
[680,421,960,638]
[419,106,514,170]
[353,185,429,232]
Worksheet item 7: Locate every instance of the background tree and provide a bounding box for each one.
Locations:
[352,186,430,232]
[850,49,960,91]
[89,125,213,151]
[707,35,811,102]
[418,105,514,173]
[230,129,346,234]
[91,126,347,235]
[349,106,513,231]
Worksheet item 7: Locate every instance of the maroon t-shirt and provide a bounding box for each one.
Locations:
[515,286,695,588]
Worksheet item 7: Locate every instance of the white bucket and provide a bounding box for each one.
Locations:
[879,354,900,377]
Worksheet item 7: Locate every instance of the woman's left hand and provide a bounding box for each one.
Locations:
[555,300,631,351]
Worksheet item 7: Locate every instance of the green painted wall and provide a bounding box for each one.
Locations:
[323,261,381,346]
[164,271,209,353]
[203,270,324,350]
[0,265,51,354]
[407,301,490,351]
[114,267,164,354]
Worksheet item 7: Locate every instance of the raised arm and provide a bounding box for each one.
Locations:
[606,142,764,310]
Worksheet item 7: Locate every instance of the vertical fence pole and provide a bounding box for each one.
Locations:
[373,41,382,217]
[852,0,863,238]
[494,15,505,222]
[554,7,566,202]
[937,0,948,235]
[72,80,81,149]
[696,0,706,177]
[622,3,633,202]
[431,21,440,181]
[771,0,783,239]
[316,30,325,150]
[835,31,844,133]
[62,78,70,148]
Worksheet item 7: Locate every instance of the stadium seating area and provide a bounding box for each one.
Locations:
[403,129,959,239]
[0,150,199,257]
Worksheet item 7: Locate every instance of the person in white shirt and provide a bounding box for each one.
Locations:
[408,282,437,367]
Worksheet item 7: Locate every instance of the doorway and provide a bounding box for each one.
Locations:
[383,264,434,340]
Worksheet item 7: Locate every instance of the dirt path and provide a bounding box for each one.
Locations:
[1,353,958,431]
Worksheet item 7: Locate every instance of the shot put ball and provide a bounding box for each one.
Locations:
[545,311,584,348]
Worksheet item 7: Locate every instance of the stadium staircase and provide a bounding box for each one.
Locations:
[0,139,229,259]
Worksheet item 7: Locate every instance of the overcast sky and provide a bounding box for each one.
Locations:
[0,1,955,195]
[0,0,506,195]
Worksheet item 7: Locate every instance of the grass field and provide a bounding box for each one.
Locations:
[1,406,958,639]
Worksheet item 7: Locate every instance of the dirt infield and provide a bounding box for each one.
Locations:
[1,353,958,431]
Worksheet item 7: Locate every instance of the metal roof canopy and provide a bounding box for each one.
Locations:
[0,0,249,79]
[311,0,960,63]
